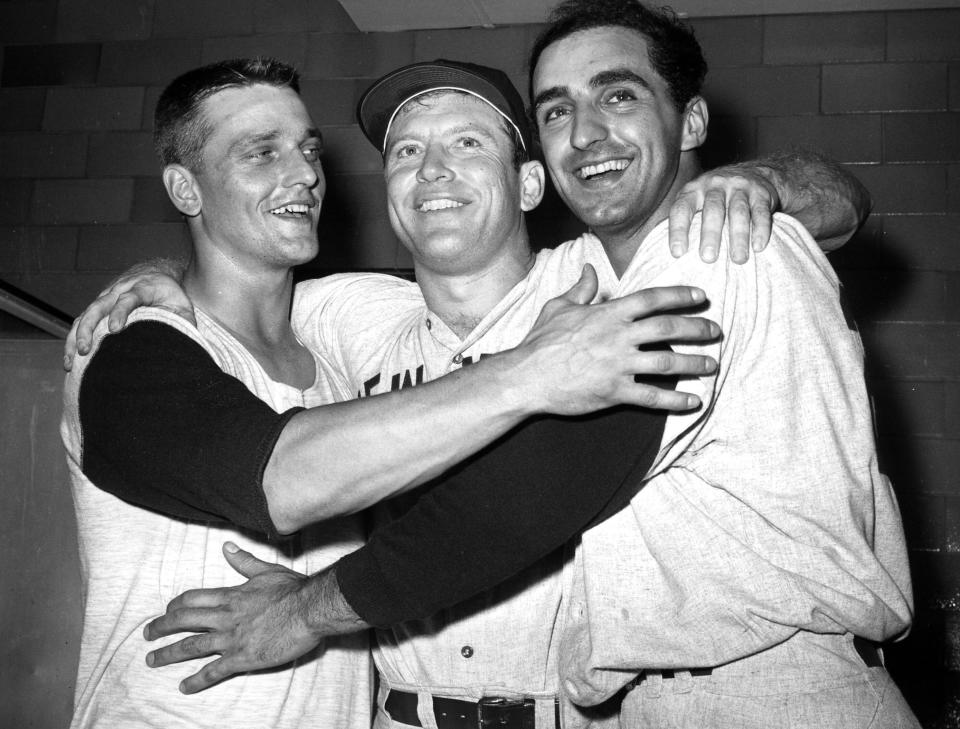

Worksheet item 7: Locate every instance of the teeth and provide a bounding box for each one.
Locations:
[577,159,629,179]
[418,199,464,212]
[271,203,309,215]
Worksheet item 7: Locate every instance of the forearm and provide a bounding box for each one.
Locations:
[264,347,540,532]
[749,149,871,250]
[267,282,718,533]
[335,403,668,627]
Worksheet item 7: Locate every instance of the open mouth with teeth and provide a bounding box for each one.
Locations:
[577,159,631,181]
[270,203,312,217]
[417,199,466,213]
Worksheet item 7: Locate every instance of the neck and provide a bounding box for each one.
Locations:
[594,155,702,278]
[415,245,535,340]
[184,258,295,346]
[183,239,313,389]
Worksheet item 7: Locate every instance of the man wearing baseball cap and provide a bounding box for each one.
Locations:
[134,46,891,729]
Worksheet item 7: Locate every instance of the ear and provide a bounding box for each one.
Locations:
[518,160,546,213]
[680,96,709,152]
[162,164,202,217]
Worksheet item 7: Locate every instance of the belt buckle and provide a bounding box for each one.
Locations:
[477,696,535,729]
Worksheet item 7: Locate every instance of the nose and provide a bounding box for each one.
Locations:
[416,143,453,183]
[570,105,607,150]
[283,149,322,190]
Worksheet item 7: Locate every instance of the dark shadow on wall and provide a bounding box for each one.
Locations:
[834,224,954,728]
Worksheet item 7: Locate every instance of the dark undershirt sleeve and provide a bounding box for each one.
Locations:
[79,321,301,538]
[335,390,673,627]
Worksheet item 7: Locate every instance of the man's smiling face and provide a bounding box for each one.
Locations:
[190,83,325,270]
[532,25,691,242]
[383,91,536,276]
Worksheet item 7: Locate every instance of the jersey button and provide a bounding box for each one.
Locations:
[460,645,474,658]
[452,353,463,364]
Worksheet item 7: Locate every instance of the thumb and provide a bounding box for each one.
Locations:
[562,264,599,305]
[222,542,275,579]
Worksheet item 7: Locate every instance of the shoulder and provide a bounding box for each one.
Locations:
[294,272,421,311]
[293,273,421,334]
[292,273,425,369]
[69,308,210,381]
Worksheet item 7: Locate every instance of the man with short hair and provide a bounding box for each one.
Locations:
[532,2,917,726]
[130,27,909,727]
[61,56,723,729]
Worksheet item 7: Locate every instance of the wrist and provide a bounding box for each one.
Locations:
[473,345,549,419]
[301,566,368,637]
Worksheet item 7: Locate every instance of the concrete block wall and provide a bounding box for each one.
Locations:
[1,1,958,726]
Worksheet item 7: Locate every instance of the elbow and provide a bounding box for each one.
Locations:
[262,467,352,533]
[262,478,321,535]
[268,502,303,536]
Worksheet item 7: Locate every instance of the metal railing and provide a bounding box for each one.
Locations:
[0,279,71,338]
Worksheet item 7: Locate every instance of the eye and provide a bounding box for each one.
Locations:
[246,147,276,162]
[540,105,569,125]
[302,144,323,162]
[604,88,637,105]
[395,144,420,159]
[456,136,481,148]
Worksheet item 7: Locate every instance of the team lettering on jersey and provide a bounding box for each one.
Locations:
[356,354,490,398]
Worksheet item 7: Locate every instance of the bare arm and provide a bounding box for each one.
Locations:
[669,148,871,262]
[263,273,717,533]
[76,268,719,535]
[748,148,871,251]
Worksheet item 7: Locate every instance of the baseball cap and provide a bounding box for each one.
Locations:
[357,59,533,155]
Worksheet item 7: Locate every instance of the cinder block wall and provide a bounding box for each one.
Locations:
[1,1,958,725]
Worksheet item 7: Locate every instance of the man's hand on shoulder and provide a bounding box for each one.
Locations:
[64,258,193,371]
[668,164,780,265]
[144,543,366,694]
[666,150,871,265]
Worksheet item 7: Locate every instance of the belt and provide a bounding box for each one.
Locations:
[385,689,558,729]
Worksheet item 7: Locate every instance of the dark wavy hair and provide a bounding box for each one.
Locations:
[529,0,707,113]
[154,57,301,169]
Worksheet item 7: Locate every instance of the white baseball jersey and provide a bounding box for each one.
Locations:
[558,215,914,717]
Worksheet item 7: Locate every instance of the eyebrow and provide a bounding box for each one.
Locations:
[533,67,654,111]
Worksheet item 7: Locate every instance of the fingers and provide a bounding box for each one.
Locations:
[560,264,599,306]
[608,285,706,320]
[222,542,276,579]
[668,196,696,258]
[72,291,120,359]
[720,190,752,264]
[697,189,728,263]
[631,313,720,348]
[147,629,224,667]
[107,290,142,332]
[179,657,233,694]
[749,198,773,252]
[64,318,81,371]
[144,601,228,641]
[624,382,701,412]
